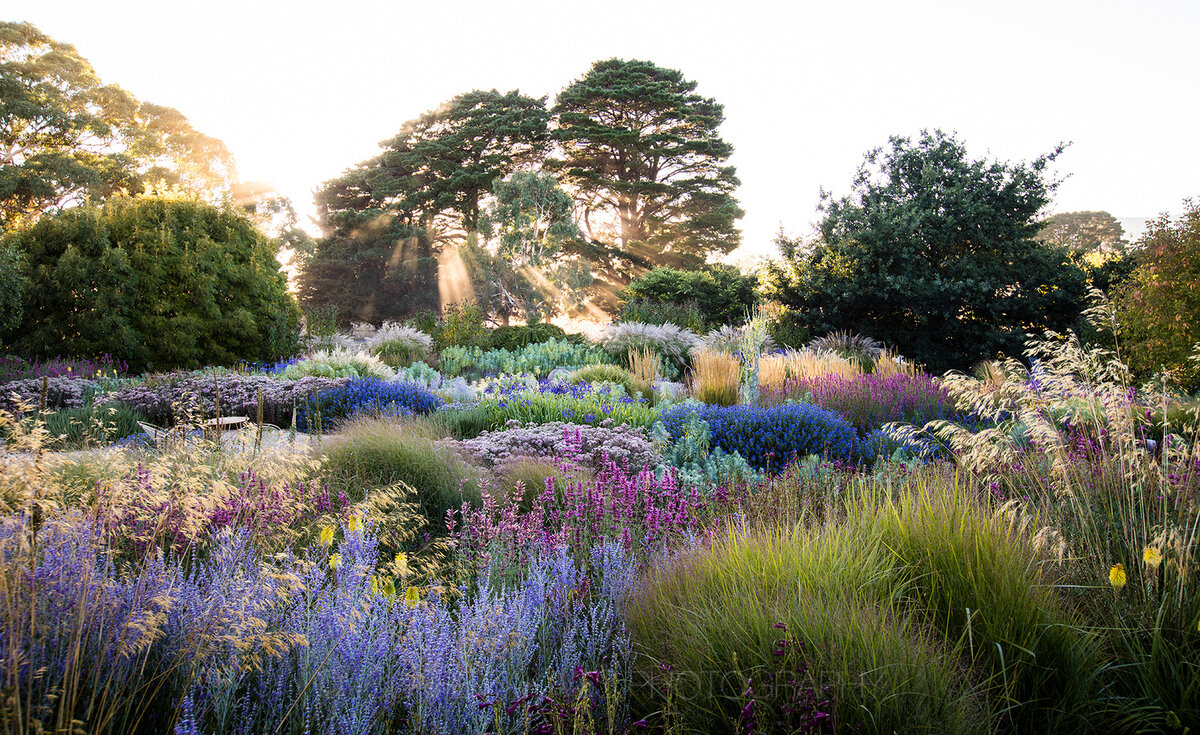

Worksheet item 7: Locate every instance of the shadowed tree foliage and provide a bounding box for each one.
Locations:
[764,130,1089,374]
[1037,211,1128,254]
[1,197,300,370]
[0,22,234,231]
[1114,199,1200,390]
[620,265,758,329]
[549,58,742,283]
[468,171,592,324]
[297,90,550,323]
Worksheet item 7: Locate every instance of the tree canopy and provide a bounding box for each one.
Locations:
[1037,210,1128,254]
[1,197,300,371]
[0,22,234,231]
[297,89,550,323]
[764,130,1089,373]
[549,58,742,281]
[1114,199,1200,390]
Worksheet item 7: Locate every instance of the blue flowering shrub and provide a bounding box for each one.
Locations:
[439,339,614,381]
[660,402,865,470]
[296,378,442,431]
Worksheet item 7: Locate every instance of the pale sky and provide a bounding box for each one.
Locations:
[20,0,1200,260]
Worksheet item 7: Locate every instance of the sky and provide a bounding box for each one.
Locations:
[19,0,1200,261]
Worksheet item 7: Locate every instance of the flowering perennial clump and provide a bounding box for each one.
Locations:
[295,378,443,431]
[660,402,863,470]
[452,420,658,473]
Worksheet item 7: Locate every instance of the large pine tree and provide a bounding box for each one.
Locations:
[549,59,742,281]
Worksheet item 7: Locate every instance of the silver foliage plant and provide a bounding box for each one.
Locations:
[447,419,658,473]
[369,322,433,353]
[599,322,702,363]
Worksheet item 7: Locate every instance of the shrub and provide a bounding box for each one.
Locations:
[660,402,862,470]
[653,414,763,492]
[451,420,657,473]
[439,339,613,380]
[320,416,483,519]
[439,383,658,438]
[3,197,302,371]
[690,350,740,406]
[300,303,339,338]
[0,377,100,415]
[617,296,704,332]
[486,323,585,351]
[620,265,758,328]
[281,348,394,381]
[295,379,442,432]
[569,364,635,395]
[99,374,346,428]
[1114,199,1200,390]
[432,301,490,350]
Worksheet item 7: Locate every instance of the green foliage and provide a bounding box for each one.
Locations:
[439,339,613,381]
[486,323,583,351]
[1037,210,1128,254]
[621,265,758,328]
[0,22,234,230]
[0,239,25,340]
[549,58,743,281]
[301,304,339,337]
[1114,199,1200,390]
[627,481,1102,733]
[652,415,762,491]
[319,416,483,520]
[299,90,549,323]
[40,402,146,450]
[440,391,657,439]
[765,308,810,350]
[432,302,490,351]
[764,130,1089,374]
[280,349,393,381]
[617,297,703,332]
[4,197,301,371]
[569,364,635,395]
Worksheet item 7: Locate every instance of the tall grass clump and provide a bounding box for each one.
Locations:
[759,349,863,400]
[628,346,660,401]
[627,476,1102,734]
[39,401,147,449]
[600,321,701,379]
[569,363,636,396]
[691,350,741,406]
[626,518,987,733]
[281,348,394,380]
[368,322,433,367]
[320,416,483,519]
[887,291,1200,729]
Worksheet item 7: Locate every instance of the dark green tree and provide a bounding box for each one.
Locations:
[0,238,24,340]
[620,265,758,328]
[549,58,742,280]
[298,90,549,323]
[0,22,234,230]
[764,130,1089,373]
[2,197,300,370]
